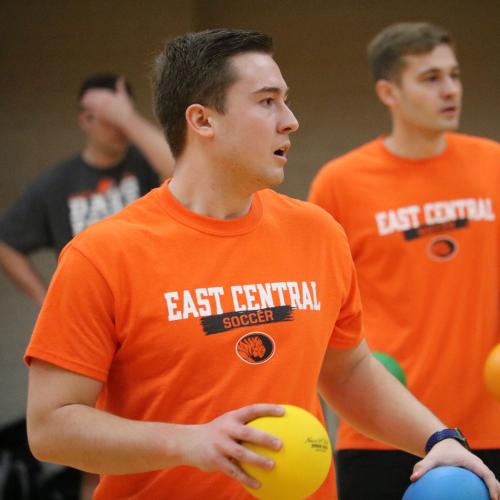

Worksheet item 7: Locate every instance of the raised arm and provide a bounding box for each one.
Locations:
[319,340,499,498]
[27,359,283,488]
[80,78,175,180]
[0,241,46,305]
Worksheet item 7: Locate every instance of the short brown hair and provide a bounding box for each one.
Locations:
[367,22,454,82]
[153,29,273,159]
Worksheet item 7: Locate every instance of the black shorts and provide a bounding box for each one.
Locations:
[335,448,500,500]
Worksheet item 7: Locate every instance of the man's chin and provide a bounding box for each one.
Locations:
[263,171,285,189]
[105,141,130,155]
[445,123,460,131]
[438,117,460,132]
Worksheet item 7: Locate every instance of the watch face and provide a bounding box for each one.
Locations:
[452,428,470,449]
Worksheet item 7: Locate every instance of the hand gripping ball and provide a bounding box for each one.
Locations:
[402,466,489,500]
[241,404,332,499]
[484,343,500,401]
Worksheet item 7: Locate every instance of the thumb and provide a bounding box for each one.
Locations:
[410,457,435,482]
[115,76,127,95]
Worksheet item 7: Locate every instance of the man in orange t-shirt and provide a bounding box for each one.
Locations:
[25,29,499,500]
[309,22,500,499]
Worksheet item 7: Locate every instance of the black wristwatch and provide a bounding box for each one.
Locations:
[425,427,470,454]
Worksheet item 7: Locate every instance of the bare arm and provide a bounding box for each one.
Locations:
[119,111,174,180]
[319,340,442,455]
[27,360,284,489]
[81,79,175,180]
[319,341,499,498]
[0,241,46,304]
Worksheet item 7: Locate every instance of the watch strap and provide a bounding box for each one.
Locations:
[425,428,470,454]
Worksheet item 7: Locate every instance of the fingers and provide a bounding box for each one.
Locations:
[411,456,499,500]
[115,76,127,96]
[220,440,277,491]
[227,403,285,452]
[235,421,282,452]
[196,404,287,490]
[80,89,112,111]
[233,403,285,424]
[464,461,499,500]
[410,457,434,481]
[493,479,500,500]
[222,457,261,489]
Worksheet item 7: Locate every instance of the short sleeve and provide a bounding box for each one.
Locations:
[0,183,51,253]
[328,233,364,349]
[24,245,118,382]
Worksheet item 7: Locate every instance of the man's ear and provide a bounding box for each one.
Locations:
[185,104,215,139]
[375,79,399,108]
[78,110,93,132]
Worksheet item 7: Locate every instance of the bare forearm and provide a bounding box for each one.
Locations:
[122,112,174,180]
[28,361,288,486]
[0,242,46,304]
[81,85,174,180]
[320,349,443,457]
[28,404,189,474]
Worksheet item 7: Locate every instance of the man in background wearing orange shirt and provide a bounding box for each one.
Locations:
[309,22,500,499]
[24,28,499,499]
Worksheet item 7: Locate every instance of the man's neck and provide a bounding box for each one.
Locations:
[82,144,127,170]
[168,154,254,220]
[385,126,448,160]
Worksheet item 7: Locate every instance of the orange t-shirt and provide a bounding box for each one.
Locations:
[25,184,363,499]
[309,133,500,451]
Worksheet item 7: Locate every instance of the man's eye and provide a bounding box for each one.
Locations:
[262,98,273,106]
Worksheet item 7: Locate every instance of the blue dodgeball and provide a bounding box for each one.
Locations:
[402,466,489,500]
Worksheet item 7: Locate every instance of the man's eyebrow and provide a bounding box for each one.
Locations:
[418,64,460,76]
[252,86,290,96]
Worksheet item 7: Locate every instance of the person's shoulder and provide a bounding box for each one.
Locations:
[20,154,82,195]
[260,189,346,236]
[314,138,382,181]
[448,132,500,153]
[125,145,153,167]
[125,145,144,160]
[69,187,162,254]
[122,146,159,184]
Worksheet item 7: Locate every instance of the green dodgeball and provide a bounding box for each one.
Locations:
[373,351,407,386]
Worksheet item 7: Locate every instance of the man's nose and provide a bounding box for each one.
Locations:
[280,105,299,134]
[442,76,461,97]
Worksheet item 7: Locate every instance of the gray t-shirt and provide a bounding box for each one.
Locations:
[0,147,159,255]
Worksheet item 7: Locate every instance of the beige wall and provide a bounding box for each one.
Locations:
[195,0,500,198]
[0,0,196,424]
[1,0,499,424]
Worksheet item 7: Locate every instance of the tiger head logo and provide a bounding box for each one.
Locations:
[427,236,458,261]
[236,332,275,365]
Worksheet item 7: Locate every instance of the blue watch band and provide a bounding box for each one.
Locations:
[425,428,469,454]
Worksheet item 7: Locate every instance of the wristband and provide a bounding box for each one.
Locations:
[425,427,470,454]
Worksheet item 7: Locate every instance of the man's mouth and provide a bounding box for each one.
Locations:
[441,106,458,114]
[274,143,290,158]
